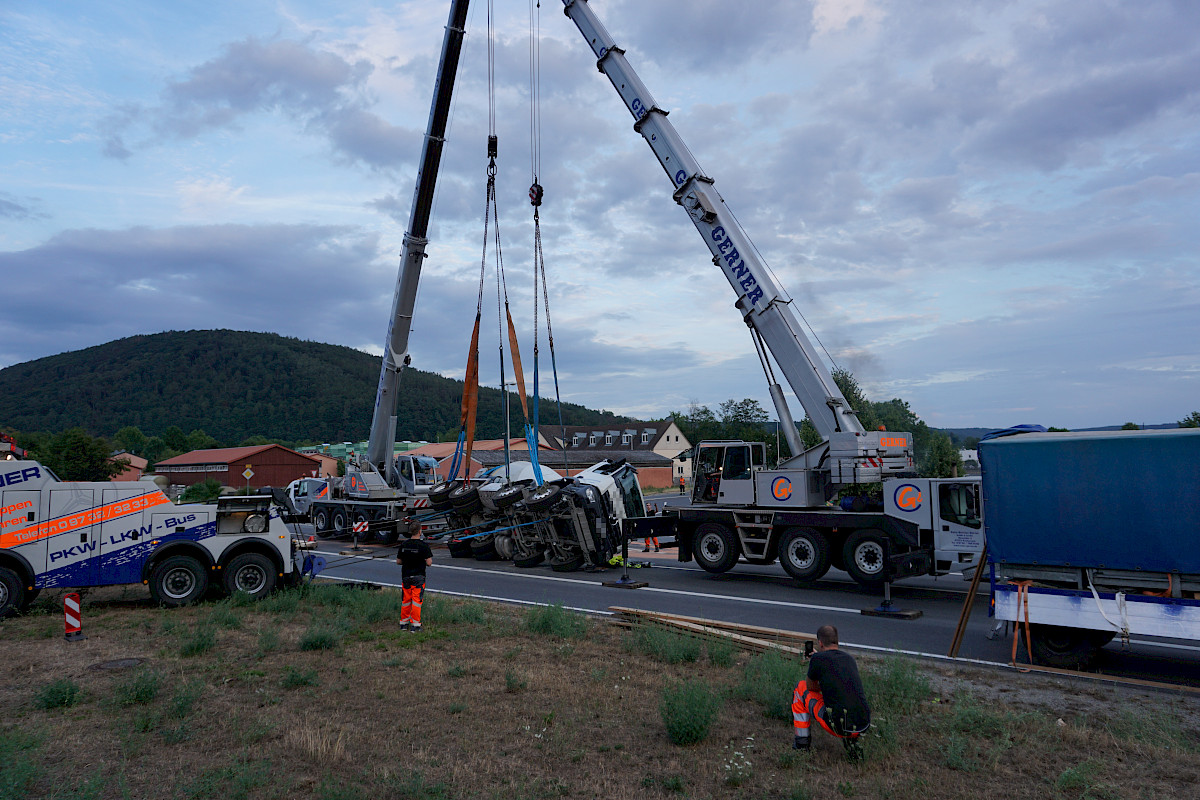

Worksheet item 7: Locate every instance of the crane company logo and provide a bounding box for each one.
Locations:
[771,476,792,501]
[710,227,765,306]
[893,484,923,512]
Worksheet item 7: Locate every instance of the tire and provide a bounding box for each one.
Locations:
[471,535,498,561]
[691,523,739,573]
[375,525,400,546]
[549,554,584,572]
[429,480,459,509]
[842,529,889,590]
[447,538,475,559]
[778,527,831,583]
[525,483,563,512]
[1028,624,1104,669]
[312,507,333,538]
[449,484,482,515]
[331,511,348,538]
[149,555,209,607]
[223,552,276,600]
[513,550,545,568]
[0,566,25,619]
[493,485,524,510]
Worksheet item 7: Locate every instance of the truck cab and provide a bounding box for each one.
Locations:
[883,478,984,576]
[691,441,765,506]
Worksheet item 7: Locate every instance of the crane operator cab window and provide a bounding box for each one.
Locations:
[719,444,758,505]
[399,457,413,483]
[693,445,723,502]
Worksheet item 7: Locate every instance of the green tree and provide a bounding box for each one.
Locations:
[1047,426,1070,432]
[34,428,128,481]
[113,425,147,456]
[162,425,188,451]
[180,478,223,503]
[1178,412,1200,429]
[1120,422,1141,431]
[142,436,171,466]
[186,429,218,451]
[831,368,881,431]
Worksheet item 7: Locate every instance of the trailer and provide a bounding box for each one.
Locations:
[983,428,1200,668]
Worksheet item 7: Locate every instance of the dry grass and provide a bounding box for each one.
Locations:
[2,583,1199,800]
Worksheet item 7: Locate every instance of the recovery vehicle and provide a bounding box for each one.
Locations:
[983,428,1200,668]
[0,459,306,617]
[558,0,984,589]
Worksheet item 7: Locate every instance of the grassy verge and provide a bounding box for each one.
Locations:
[1,584,1197,799]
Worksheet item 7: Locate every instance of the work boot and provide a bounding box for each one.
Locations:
[843,736,864,763]
[793,736,811,751]
[410,624,422,633]
[641,547,650,552]
[400,622,411,632]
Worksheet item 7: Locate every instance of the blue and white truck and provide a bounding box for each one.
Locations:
[0,459,305,617]
[983,428,1200,668]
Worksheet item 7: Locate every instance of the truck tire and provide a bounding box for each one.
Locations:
[447,537,475,558]
[1028,624,1105,669]
[513,550,545,568]
[375,524,400,546]
[778,527,831,583]
[429,480,459,510]
[449,484,483,515]
[842,529,888,590]
[0,566,26,619]
[525,483,563,512]
[493,485,524,510]
[692,523,739,574]
[332,510,348,538]
[471,534,498,561]
[549,553,584,572]
[223,552,276,600]
[312,507,332,537]
[149,555,209,607]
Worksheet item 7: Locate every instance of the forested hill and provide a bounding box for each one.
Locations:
[0,330,629,444]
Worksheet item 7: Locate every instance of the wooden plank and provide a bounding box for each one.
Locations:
[948,543,986,658]
[609,606,816,644]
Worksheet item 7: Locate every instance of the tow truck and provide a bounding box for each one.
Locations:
[0,459,306,617]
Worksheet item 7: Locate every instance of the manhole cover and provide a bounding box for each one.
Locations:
[90,658,145,671]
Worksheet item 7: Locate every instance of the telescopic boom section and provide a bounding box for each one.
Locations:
[366,0,471,475]
[559,0,866,446]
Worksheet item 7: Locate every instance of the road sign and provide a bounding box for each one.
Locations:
[242,468,254,480]
[353,520,369,534]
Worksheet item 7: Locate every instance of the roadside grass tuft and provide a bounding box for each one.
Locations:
[626,624,702,664]
[660,679,723,745]
[177,755,271,800]
[281,666,320,689]
[424,595,489,626]
[525,603,588,639]
[0,727,43,798]
[382,770,454,799]
[111,669,161,707]
[739,651,806,720]
[170,679,205,717]
[299,621,345,652]
[505,669,528,693]
[34,678,81,710]
[180,624,217,657]
[1104,707,1197,753]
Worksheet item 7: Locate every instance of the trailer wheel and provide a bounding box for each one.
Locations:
[1028,624,1105,669]
[223,553,276,600]
[842,529,888,590]
[525,483,563,512]
[692,523,739,574]
[447,538,475,558]
[312,508,332,537]
[471,534,498,561]
[149,555,209,607]
[0,566,26,619]
[778,527,831,583]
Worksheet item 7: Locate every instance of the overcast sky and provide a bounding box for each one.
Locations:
[3,0,1198,430]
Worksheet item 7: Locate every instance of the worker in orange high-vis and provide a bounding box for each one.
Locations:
[395,520,433,632]
[792,624,871,762]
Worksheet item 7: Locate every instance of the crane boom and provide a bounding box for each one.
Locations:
[560,0,913,481]
[365,0,472,477]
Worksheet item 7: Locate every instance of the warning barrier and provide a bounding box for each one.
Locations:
[64,593,86,642]
[353,520,369,534]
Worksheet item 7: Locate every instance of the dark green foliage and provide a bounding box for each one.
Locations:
[0,728,43,800]
[25,428,127,481]
[626,625,702,664]
[112,669,161,706]
[739,651,807,720]
[660,679,723,745]
[0,330,630,445]
[1178,411,1200,428]
[525,604,588,639]
[180,478,223,503]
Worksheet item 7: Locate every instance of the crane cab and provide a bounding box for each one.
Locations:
[691,441,765,506]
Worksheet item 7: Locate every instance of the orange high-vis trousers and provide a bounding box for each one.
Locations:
[401,578,425,626]
[792,682,860,741]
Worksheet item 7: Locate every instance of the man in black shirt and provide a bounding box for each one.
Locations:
[395,521,433,632]
[792,625,870,761]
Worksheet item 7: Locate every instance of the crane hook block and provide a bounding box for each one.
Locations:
[529,183,544,207]
[487,135,498,159]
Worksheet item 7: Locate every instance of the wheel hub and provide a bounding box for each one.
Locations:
[235,566,266,593]
[788,540,815,569]
[700,534,725,560]
[854,542,884,575]
[164,568,196,599]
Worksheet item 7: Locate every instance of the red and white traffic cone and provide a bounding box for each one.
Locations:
[64,593,86,642]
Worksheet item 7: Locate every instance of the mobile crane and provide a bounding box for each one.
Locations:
[306,0,471,545]
[558,0,984,589]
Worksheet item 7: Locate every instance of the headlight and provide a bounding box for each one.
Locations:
[244,513,268,533]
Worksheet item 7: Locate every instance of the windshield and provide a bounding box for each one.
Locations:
[614,465,644,519]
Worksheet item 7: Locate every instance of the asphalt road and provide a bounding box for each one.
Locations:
[301,526,1200,689]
